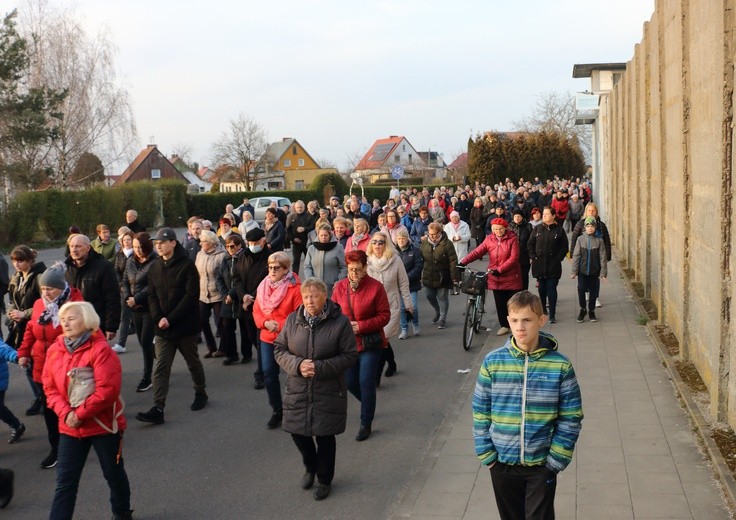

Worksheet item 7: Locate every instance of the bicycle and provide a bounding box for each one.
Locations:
[458,266,488,351]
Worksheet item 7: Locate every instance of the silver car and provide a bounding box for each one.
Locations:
[249,196,292,223]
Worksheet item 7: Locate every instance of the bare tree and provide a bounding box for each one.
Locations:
[513,90,591,163]
[343,148,366,173]
[315,157,336,169]
[19,0,138,189]
[210,113,268,190]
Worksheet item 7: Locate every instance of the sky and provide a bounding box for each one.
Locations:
[11,0,655,173]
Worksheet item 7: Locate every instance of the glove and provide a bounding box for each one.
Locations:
[405,310,413,321]
[491,269,501,276]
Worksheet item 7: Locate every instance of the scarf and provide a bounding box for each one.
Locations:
[387,221,397,230]
[370,255,389,271]
[451,220,461,231]
[351,233,364,248]
[64,330,92,354]
[39,284,71,327]
[313,240,337,252]
[123,248,134,258]
[304,303,328,329]
[428,235,441,247]
[257,271,296,314]
[349,272,365,292]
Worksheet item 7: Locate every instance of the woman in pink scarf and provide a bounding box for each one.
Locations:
[253,252,302,429]
[383,209,408,246]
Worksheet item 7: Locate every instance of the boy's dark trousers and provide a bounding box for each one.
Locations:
[576,274,600,312]
[490,463,556,520]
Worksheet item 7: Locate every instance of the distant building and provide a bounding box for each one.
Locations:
[448,152,468,184]
[417,151,448,178]
[113,145,188,186]
[355,136,427,183]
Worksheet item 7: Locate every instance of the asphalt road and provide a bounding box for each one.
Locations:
[0,240,493,519]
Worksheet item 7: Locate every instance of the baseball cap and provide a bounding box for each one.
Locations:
[151,228,177,241]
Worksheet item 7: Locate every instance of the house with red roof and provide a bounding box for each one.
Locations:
[113,144,189,186]
[355,136,427,183]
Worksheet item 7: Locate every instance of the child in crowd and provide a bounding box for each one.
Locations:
[570,216,608,322]
[472,290,583,519]
[0,339,24,444]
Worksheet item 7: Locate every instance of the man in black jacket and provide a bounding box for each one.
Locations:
[136,228,207,425]
[233,228,270,389]
[65,234,121,339]
[286,200,315,275]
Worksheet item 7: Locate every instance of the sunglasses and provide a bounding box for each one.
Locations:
[268,265,284,271]
[371,240,386,245]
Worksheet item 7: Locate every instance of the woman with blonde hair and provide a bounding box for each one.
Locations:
[366,231,413,382]
[345,218,370,253]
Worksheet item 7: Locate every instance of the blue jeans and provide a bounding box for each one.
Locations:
[346,349,382,426]
[537,277,559,318]
[50,433,130,520]
[399,291,419,331]
[260,341,282,411]
[425,287,449,320]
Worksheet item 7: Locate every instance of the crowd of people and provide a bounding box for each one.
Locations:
[0,176,601,515]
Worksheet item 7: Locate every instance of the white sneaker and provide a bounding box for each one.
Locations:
[595,298,602,308]
[112,344,127,354]
[496,327,510,336]
[398,330,408,340]
[412,325,420,336]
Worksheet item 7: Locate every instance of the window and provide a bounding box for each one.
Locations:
[151,169,161,179]
[403,144,406,151]
[408,154,412,164]
[284,159,291,167]
[268,181,281,189]
[292,146,297,155]
[298,158,305,167]
[295,180,304,189]
[394,155,400,163]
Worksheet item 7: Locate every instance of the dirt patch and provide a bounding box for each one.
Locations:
[631,281,645,298]
[622,267,636,279]
[641,298,658,320]
[675,360,708,394]
[655,325,680,356]
[712,427,736,474]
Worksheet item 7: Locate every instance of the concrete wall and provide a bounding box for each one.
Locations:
[605,0,736,423]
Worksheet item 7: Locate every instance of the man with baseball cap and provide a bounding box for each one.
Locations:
[136,228,208,425]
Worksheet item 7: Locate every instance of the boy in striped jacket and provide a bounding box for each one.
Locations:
[472,290,583,519]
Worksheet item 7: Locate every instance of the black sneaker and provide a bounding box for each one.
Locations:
[589,311,598,322]
[8,423,25,444]
[25,398,41,416]
[191,392,208,411]
[254,375,265,390]
[437,320,447,329]
[241,357,252,364]
[576,309,586,323]
[355,424,371,441]
[136,379,152,392]
[40,450,57,469]
[431,312,440,324]
[549,317,558,324]
[222,358,239,366]
[136,406,165,425]
[112,510,134,520]
[313,483,331,501]
[267,410,282,429]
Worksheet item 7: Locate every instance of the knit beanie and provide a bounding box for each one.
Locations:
[40,265,67,290]
[584,216,597,226]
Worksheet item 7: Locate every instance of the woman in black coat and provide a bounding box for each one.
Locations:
[274,277,357,501]
[469,197,487,248]
[216,234,248,365]
[263,207,285,252]
[508,210,533,290]
[527,206,569,323]
[395,229,423,339]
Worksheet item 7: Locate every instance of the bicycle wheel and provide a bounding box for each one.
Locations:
[463,298,475,351]
[473,291,485,333]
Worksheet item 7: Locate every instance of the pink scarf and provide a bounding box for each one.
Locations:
[257,271,296,314]
[451,220,461,231]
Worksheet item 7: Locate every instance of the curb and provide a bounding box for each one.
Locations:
[617,256,736,511]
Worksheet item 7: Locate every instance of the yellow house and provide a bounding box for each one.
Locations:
[260,137,337,190]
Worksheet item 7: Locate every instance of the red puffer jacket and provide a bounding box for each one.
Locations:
[332,275,390,352]
[42,330,126,438]
[550,197,570,221]
[17,288,84,383]
[461,231,522,291]
[253,275,303,344]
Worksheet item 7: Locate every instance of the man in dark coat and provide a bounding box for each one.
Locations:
[528,208,569,323]
[234,227,270,389]
[65,234,121,338]
[287,200,316,275]
[136,228,207,425]
[125,209,146,233]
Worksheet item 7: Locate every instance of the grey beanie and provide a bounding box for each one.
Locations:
[40,265,67,290]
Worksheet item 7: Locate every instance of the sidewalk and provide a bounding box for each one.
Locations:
[392,257,733,520]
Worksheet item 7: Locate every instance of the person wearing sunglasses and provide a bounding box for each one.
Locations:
[366,232,413,384]
[253,252,302,429]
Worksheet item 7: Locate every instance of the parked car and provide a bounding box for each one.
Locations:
[250,196,292,223]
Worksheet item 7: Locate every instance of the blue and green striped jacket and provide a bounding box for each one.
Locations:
[472,332,583,472]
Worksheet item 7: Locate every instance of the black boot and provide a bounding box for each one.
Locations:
[25,397,41,416]
[576,309,586,323]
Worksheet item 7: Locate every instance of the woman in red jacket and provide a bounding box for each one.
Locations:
[17,265,83,470]
[331,250,391,441]
[43,301,131,520]
[253,251,302,430]
[460,218,521,336]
